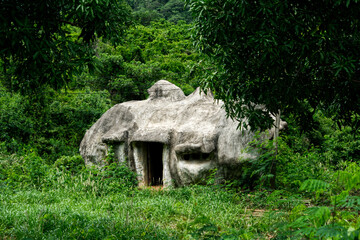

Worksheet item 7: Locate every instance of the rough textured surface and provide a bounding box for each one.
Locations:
[80,80,286,186]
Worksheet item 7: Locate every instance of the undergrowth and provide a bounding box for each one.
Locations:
[1,119,359,239]
[0,150,291,239]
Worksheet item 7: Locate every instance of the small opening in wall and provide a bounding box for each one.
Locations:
[146,142,163,186]
[181,152,210,162]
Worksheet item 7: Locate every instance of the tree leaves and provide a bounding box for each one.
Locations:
[0,0,132,96]
[186,0,360,130]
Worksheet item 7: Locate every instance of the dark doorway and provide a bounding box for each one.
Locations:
[146,142,163,186]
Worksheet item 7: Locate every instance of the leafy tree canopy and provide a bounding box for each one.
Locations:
[186,0,360,130]
[73,20,202,103]
[0,0,132,95]
[128,0,192,25]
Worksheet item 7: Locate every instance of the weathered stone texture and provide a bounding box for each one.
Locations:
[80,80,285,186]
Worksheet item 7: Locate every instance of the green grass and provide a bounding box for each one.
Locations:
[0,151,289,239]
[2,151,358,239]
[0,182,289,239]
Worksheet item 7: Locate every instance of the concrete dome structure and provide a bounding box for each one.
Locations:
[80,80,285,186]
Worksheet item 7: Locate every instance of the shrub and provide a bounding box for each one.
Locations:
[101,145,138,191]
[54,155,85,174]
[280,162,360,239]
[0,91,34,149]
[101,162,138,191]
[323,126,360,165]
[0,151,48,188]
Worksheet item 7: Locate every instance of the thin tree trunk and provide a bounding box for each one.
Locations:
[270,109,281,189]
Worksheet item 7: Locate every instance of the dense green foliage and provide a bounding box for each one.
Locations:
[0,0,360,238]
[74,20,202,103]
[0,18,200,160]
[0,0,132,96]
[186,0,360,130]
[0,84,111,162]
[128,0,192,25]
[1,142,359,238]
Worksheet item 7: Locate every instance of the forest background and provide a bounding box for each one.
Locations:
[0,0,360,239]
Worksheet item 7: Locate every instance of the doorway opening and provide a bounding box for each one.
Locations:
[146,142,163,186]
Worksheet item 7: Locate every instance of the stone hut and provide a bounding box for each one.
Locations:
[79,80,285,187]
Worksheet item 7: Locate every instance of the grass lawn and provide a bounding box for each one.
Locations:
[0,184,293,239]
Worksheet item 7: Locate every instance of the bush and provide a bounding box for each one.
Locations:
[323,126,360,165]
[100,145,138,192]
[237,130,333,191]
[0,90,34,149]
[277,139,332,190]
[0,151,48,188]
[280,163,360,239]
[54,155,85,174]
[101,162,138,191]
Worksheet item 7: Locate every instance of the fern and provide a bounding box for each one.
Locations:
[299,164,360,195]
[300,179,331,193]
[338,163,360,191]
[286,163,360,240]
[293,225,349,240]
[293,227,317,238]
[311,207,331,227]
[287,207,331,230]
[339,195,360,211]
[314,224,348,239]
[331,190,350,205]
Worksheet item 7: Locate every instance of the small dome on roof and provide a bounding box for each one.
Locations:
[147,80,185,101]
